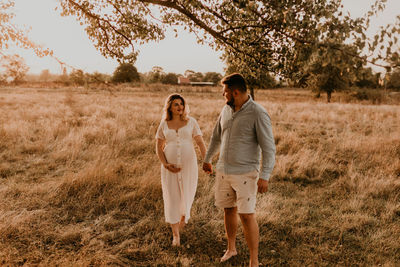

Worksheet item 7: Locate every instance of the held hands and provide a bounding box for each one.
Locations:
[202,162,213,174]
[257,179,269,193]
[164,163,181,173]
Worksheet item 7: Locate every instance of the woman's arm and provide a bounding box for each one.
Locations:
[156,138,168,166]
[156,138,180,173]
[194,135,207,160]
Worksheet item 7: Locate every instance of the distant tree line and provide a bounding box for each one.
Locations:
[140,66,223,85]
[0,59,225,87]
[1,56,400,97]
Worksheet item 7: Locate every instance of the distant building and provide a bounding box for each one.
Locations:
[190,81,215,86]
[178,76,214,86]
[178,76,190,85]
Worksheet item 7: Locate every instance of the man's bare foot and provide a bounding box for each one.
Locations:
[220,249,237,262]
[172,236,180,246]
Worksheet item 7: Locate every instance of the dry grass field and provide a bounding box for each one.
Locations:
[0,85,399,266]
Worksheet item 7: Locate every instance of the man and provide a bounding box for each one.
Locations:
[203,73,276,267]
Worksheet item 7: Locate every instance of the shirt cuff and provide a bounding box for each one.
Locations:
[203,154,212,163]
[259,172,271,181]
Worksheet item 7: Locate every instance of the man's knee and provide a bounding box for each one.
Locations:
[239,213,255,223]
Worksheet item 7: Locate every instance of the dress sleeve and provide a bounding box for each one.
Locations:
[155,120,166,140]
[191,117,203,137]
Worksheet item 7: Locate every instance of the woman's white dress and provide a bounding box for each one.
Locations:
[156,116,202,224]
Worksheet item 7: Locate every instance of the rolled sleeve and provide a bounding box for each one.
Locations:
[255,111,276,180]
[204,115,222,163]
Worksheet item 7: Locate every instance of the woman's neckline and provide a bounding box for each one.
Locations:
[166,118,189,133]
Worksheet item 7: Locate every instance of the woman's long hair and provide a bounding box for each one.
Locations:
[162,94,190,121]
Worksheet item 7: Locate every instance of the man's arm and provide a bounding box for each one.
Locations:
[202,114,222,173]
[255,111,276,181]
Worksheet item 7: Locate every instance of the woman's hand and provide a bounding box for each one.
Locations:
[164,163,181,173]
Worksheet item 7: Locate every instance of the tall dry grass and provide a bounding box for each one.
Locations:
[0,87,399,266]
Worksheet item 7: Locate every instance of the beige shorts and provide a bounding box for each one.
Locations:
[215,170,259,214]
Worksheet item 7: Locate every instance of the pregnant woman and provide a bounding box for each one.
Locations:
[155,94,206,246]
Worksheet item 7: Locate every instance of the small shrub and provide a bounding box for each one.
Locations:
[160,73,178,85]
[112,63,140,83]
[349,89,385,104]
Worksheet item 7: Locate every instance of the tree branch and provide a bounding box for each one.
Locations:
[139,0,229,43]
[67,0,134,49]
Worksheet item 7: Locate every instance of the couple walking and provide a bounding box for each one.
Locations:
[155,73,276,266]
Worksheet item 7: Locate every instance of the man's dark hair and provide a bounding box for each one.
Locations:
[221,73,247,93]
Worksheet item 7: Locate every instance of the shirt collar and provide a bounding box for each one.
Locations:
[241,95,253,110]
[233,95,252,113]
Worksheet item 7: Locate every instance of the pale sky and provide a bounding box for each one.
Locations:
[6,0,400,75]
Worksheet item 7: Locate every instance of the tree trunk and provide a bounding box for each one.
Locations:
[250,87,255,100]
[327,91,332,103]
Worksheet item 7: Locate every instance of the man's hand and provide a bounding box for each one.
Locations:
[257,179,268,193]
[164,163,181,173]
[202,162,213,174]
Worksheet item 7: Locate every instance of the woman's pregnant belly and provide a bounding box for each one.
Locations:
[164,142,196,165]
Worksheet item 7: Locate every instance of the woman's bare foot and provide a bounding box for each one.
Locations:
[220,249,238,262]
[171,223,180,246]
[172,236,180,246]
